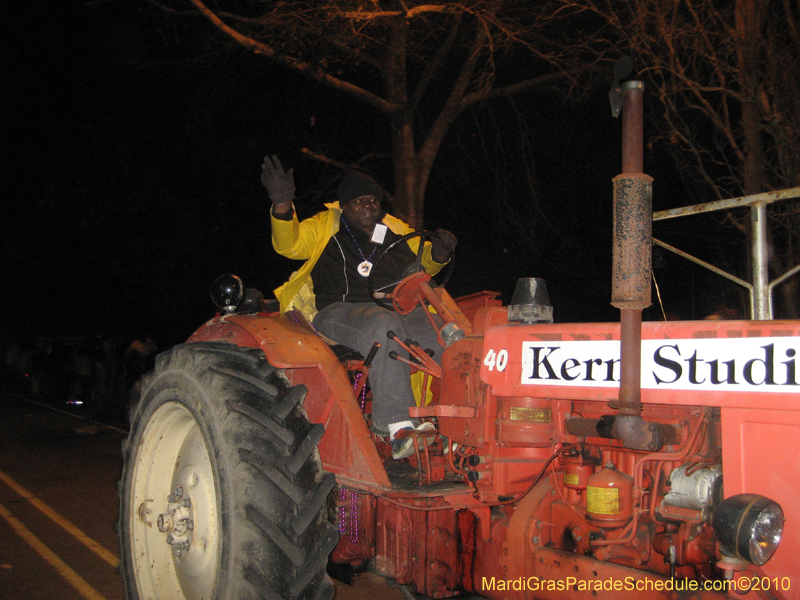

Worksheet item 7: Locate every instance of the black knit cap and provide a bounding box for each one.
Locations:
[337,172,384,206]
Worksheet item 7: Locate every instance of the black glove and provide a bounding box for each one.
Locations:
[431,229,457,263]
[261,155,295,205]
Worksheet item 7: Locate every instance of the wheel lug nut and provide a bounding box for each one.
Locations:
[186,520,194,530]
[182,498,192,509]
[166,534,174,545]
[168,486,184,503]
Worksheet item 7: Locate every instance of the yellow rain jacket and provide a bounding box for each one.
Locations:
[272,201,445,321]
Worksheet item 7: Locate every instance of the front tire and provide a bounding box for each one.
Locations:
[119,341,339,600]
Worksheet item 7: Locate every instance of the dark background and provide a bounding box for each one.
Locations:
[3,1,743,350]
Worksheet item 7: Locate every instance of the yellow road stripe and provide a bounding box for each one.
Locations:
[0,469,120,568]
[0,500,108,600]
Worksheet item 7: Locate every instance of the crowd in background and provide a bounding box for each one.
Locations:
[0,334,159,426]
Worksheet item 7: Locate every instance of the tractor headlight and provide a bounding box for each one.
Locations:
[711,494,784,566]
[210,274,244,314]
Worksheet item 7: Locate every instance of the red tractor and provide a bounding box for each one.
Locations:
[118,81,798,600]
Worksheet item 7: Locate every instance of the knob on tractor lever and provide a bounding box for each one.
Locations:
[389,350,422,369]
[363,342,381,368]
[386,331,442,378]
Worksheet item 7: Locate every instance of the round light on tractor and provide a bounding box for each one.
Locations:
[711,494,784,566]
[211,274,244,314]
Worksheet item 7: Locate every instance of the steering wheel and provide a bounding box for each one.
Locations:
[366,230,455,311]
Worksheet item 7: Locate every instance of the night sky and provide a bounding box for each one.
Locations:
[4,1,741,349]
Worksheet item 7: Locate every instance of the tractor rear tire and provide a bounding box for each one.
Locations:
[119,341,339,600]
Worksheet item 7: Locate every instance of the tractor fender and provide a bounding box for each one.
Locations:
[188,314,392,488]
[188,314,334,369]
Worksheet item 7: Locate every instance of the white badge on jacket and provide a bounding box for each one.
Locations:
[371,224,387,244]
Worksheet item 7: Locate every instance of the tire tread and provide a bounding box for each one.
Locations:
[120,341,337,600]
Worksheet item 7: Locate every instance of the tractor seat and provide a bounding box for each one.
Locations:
[329,344,364,363]
[284,309,365,364]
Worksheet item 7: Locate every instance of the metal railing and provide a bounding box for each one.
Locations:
[652,187,800,320]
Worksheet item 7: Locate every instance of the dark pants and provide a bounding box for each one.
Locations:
[313,302,443,429]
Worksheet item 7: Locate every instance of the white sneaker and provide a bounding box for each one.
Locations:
[391,422,436,460]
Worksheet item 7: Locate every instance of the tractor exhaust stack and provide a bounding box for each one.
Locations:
[609,77,663,451]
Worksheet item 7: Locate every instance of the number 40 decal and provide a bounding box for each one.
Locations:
[483,348,509,372]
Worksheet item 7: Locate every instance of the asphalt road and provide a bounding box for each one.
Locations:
[0,391,408,600]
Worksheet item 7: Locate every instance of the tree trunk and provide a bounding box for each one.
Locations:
[735,0,766,196]
[391,121,424,230]
[382,17,424,230]
[735,0,769,317]
[736,0,799,319]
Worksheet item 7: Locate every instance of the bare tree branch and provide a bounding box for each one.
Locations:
[338,5,456,20]
[548,0,800,316]
[186,0,400,114]
[132,0,607,231]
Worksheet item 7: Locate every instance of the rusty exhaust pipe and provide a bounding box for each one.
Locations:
[609,79,663,452]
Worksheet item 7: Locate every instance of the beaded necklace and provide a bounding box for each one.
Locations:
[340,215,378,277]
